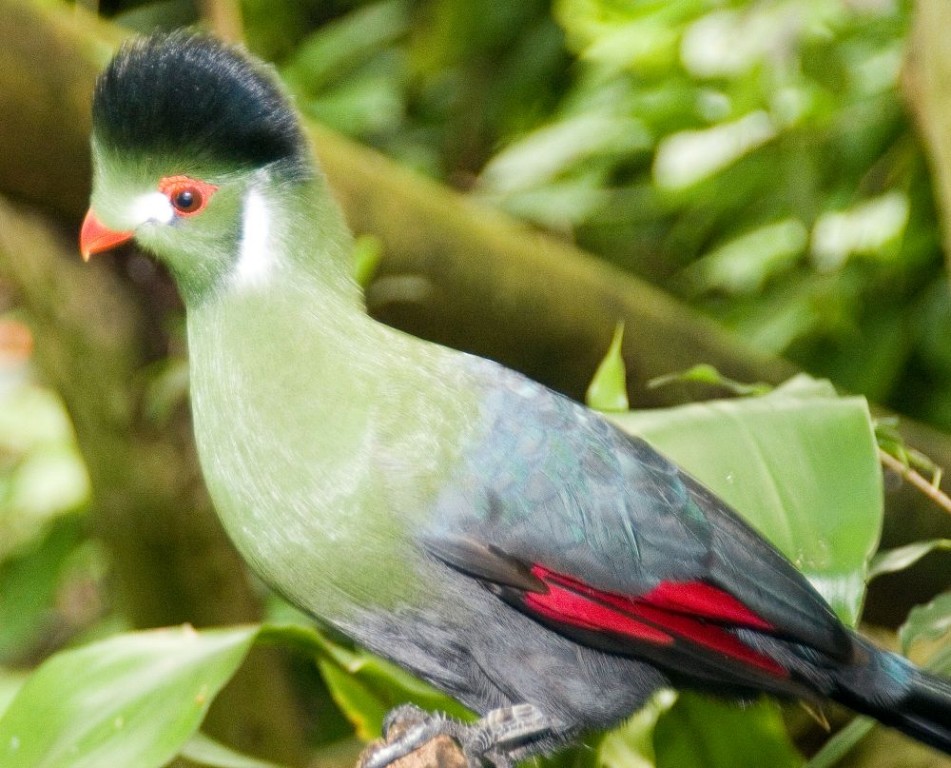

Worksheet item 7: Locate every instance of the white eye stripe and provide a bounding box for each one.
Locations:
[131,191,174,225]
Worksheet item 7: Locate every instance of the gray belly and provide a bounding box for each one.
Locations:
[339,560,668,731]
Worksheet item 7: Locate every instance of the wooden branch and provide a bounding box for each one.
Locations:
[359,735,466,768]
[0,2,113,218]
[197,0,245,43]
[904,0,951,272]
[879,449,951,519]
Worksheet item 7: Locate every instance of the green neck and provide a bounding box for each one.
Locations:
[182,174,416,617]
[275,172,361,308]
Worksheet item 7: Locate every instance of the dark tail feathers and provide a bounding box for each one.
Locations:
[833,645,951,755]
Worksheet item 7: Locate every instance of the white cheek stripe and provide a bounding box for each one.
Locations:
[234,187,274,286]
[131,191,174,225]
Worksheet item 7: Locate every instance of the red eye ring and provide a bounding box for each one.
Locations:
[158,175,218,217]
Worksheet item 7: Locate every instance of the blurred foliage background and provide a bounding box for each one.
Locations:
[265,0,946,421]
[102,0,951,422]
[0,0,950,766]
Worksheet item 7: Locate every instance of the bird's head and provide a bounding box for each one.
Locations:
[82,32,313,300]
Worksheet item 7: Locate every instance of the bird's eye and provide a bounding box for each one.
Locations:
[158,175,218,218]
[173,189,199,212]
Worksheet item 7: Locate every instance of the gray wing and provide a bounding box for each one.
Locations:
[424,355,851,662]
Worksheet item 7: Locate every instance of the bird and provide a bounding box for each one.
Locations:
[81,31,950,766]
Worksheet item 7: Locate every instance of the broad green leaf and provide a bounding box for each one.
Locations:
[586,322,629,412]
[0,668,25,719]
[554,0,707,69]
[610,376,882,626]
[0,625,258,768]
[868,540,951,581]
[180,732,290,768]
[541,734,604,768]
[653,694,800,768]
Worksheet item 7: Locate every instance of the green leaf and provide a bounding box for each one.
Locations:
[684,218,807,296]
[653,112,778,190]
[283,0,410,93]
[874,421,944,487]
[316,658,388,742]
[647,363,772,396]
[0,668,26,719]
[586,322,629,412]
[540,735,604,768]
[259,624,470,741]
[899,593,951,658]
[803,717,874,768]
[0,625,259,768]
[180,732,290,768]
[480,114,650,194]
[868,539,951,581]
[0,517,82,663]
[599,689,677,768]
[811,192,909,272]
[653,694,801,768]
[142,357,190,428]
[0,384,90,561]
[610,375,882,626]
[353,234,385,289]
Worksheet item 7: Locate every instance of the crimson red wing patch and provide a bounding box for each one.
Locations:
[526,564,787,677]
[641,580,774,630]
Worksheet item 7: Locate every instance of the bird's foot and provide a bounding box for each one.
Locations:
[360,703,556,768]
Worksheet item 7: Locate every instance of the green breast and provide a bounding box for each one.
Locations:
[184,276,478,621]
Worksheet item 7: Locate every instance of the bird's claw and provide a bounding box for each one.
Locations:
[361,703,557,768]
[381,703,432,739]
[362,706,468,768]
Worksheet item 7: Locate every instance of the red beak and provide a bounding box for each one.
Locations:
[80,209,133,261]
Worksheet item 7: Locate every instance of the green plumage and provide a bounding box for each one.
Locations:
[187,252,480,615]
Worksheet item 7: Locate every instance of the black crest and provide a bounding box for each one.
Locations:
[93,31,308,172]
